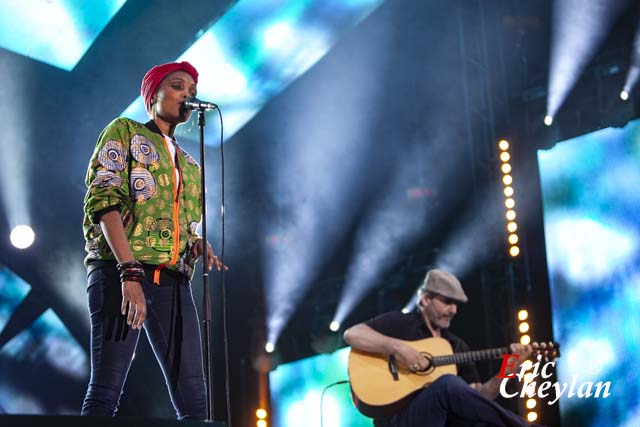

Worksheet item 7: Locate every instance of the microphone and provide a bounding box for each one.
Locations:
[182,98,218,111]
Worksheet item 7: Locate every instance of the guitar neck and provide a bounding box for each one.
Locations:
[431,346,510,367]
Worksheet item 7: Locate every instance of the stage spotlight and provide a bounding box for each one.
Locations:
[508,233,519,245]
[500,152,510,162]
[332,144,430,330]
[507,221,517,232]
[623,66,640,95]
[10,225,35,249]
[620,90,630,101]
[518,309,528,321]
[527,412,538,422]
[257,420,267,427]
[544,115,553,126]
[256,408,267,419]
[506,210,516,221]
[520,334,531,345]
[519,321,530,333]
[258,0,389,349]
[502,175,513,185]
[329,321,340,332]
[526,399,537,409]
[265,342,275,353]
[498,139,509,151]
[1,61,35,246]
[547,0,629,121]
[509,245,520,257]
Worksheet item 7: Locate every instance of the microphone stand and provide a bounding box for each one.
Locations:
[196,107,215,422]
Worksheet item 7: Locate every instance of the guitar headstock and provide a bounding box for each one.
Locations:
[531,341,561,361]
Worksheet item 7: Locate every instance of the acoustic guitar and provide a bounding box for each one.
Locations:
[348,337,560,418]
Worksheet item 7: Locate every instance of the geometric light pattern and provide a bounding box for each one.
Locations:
[0,0,127,71]
[121,0,385,145]
[269,347,368,427]
[0,266,88,414]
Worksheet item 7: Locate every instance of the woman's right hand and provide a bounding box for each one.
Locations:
[121,281,147,329]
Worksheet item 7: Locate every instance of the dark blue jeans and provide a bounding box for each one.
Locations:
[81,265,206,419]
[390,375,531,427]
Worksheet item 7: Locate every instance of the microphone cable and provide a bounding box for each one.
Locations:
[319,380,349,427]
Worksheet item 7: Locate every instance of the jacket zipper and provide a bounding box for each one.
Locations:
[163,137,182,266]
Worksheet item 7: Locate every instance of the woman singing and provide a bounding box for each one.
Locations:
[81,61,222,419]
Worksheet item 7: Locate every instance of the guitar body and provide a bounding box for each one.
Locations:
[348,337,559,418]
[348,337,457,418]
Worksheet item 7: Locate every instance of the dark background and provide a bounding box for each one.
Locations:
[1,0,638,426]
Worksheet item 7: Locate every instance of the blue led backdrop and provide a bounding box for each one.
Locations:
[122,0,385,145]
[539,119,640,426]
[0,0,127,71]
[269,347,369,427]
[0,266,88,414]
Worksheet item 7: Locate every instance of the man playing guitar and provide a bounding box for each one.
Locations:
[344,269,544,427]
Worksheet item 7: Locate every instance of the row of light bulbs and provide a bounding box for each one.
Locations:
[517,309,539,423]
[498,140,520,257]
[256,408,268,427]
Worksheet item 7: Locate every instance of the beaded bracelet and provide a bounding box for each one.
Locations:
[120,272,144,283]
[117,260,145,283]
[117,260,143,271]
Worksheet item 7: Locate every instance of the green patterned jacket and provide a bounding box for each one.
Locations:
[83,117,202,278]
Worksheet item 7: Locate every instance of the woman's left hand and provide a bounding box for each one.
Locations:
[191,239,228,271]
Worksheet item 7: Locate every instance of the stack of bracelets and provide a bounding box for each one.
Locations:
[117,260,145,283]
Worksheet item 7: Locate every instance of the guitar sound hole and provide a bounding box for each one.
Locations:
[415,353,435,375]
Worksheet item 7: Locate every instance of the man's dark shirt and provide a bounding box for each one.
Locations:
[365,310,481,384]
[364,310,481,426]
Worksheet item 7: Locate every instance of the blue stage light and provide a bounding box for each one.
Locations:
[539,118,640,426]
[121,0,384,145]
[0,0,127,71]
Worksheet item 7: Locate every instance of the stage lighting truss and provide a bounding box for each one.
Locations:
[498,140,519,258]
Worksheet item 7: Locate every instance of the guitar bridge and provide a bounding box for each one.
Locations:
[388,355,399,381]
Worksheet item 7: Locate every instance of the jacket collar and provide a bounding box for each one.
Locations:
[144,120,163,136]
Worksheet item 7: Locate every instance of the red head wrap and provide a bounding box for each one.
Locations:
[140,61,199,115]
